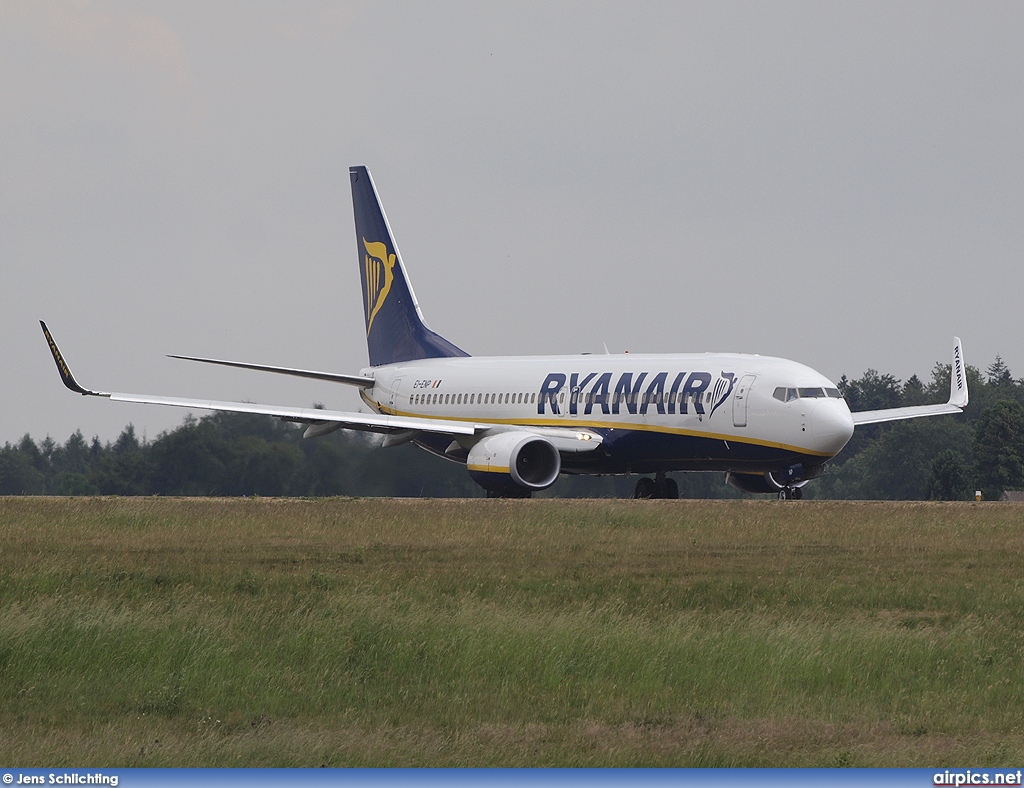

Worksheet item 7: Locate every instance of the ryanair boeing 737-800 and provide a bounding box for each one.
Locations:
[42,166,969,499]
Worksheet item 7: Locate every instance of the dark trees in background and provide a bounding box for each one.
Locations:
[926,449,976,501]
[3,354,1024,499]
[817,357,1024,500]
[974,400,1024,501]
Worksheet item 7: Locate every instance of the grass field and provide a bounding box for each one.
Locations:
[1,496,1023,766]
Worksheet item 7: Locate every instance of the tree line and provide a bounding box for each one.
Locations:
[3,356,1024,499]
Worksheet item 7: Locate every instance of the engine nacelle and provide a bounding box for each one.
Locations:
[725,463,822,495]
[725,471,781,495]
[467,432,561,494]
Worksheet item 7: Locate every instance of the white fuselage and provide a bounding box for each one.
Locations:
[359,352,855,475]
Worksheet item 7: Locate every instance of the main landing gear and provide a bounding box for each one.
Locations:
[778,486,803,501]
[486,489,532,499]
[633,472,679,499]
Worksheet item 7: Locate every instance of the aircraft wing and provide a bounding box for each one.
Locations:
[851,337,969,426]
[103,392,480,436]
[41,322,478,437]
[851,402,965,426]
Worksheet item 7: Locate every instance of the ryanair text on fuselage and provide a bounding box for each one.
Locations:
[537,370,736,417]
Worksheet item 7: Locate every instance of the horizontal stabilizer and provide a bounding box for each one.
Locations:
[168,354,375,388]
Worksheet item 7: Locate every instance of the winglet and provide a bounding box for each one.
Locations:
[949,336,968,409]
[850,336,970,426]
[39,321,106,397]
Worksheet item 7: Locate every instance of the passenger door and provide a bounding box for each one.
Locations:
[389,378,403,413]
[732,374,756,428]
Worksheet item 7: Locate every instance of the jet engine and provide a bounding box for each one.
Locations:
[725,471,786,495]
[725,463,823,499]
[467,432,561,496]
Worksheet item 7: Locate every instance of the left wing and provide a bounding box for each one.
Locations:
[40,321,478,437]
[851,337,969,426]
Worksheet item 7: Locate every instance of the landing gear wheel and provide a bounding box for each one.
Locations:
[486,489,533,499]
[634,477,656,499]
[778,486,803,501]
[635,475,679,499]
[658,477,679,499]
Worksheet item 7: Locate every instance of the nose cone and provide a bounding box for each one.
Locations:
[810,401,855,456]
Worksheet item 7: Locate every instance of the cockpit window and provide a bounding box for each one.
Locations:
[775,386,844,402]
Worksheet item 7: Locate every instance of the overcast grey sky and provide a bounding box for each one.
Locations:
[3,1,1023,447]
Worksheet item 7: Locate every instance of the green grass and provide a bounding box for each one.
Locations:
[1,497,1023,765]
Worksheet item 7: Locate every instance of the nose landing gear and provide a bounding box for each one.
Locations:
[778,486,803,501]
[633,472,679,499]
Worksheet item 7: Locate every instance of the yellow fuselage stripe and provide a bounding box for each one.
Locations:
[360,393,833,458]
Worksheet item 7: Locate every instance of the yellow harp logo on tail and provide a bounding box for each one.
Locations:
[362,238,396,336]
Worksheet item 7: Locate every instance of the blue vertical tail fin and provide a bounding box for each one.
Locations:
[350,166,469,367]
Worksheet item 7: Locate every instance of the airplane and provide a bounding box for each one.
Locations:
[41,166,969,500]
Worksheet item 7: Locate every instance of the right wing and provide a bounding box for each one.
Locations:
[851,337,969,426]
[40,321,477,437]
